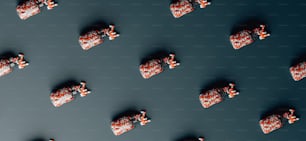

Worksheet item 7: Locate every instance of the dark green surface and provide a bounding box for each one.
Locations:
[0,0,305,141]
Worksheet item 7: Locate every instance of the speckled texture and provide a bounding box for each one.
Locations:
[0,0,305,141]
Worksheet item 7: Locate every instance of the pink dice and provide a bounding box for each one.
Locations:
[170,0,194,18]
[230,25,270,50]
[170,0,211,18]
[111,110,151,136]
[199,83,239,108]
[259,109,299,134]
[139,59,163,79]
[0,53,29,77]
[79,25,119,50]
[290,61,306,81]
[230,30,254,50]
[16,0,58,20]
[50,81,91,107]
[139,53,180,79]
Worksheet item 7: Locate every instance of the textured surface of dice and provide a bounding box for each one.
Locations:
[139,53,179,79]
[79,30,104,50]
[50,87,75,107]
[79,25,119,50]
[199,89,223,108]
[111,116,135,136]
[0,53,29,77]
[50,81,91,107]
[111,110,151,136]
[1,0,306,141]
[230,25,270,50]
[199,83,239,108]
[170,0,210,18]
[139,59,163,79]
[16,0,41,20]
[259,114,283,134]
[259,109,299,134]
[16,0,58,20]
[229,30,254,50]
[290,61,306,81]
[0,59,15,77]
[170,0,194,18]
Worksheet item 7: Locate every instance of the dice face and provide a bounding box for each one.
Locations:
[230,30,254,50]
[111,116,135,136]
[139,59,163,79]
[79,30,104,50]
[50,88,75,107]
[16,0,41,20]
[170,0,195,18]
[0,59,13,77]
[199,89,223,108]
[290,61,306,81]
[259,115,283,134]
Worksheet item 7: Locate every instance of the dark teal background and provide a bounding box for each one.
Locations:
[0,0,305,141]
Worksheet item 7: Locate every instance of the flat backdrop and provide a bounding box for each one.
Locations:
[0,0,305,141]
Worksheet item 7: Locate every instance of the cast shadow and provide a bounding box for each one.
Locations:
[290,51,306,67]
[28,137,46,141]
[79,20,108,36]
[50,79,79,92]
[230,17,269,35]
[17,0,27,5]
[0,51,17,60]
[140,48,176,64]
[260,102,296,119]
[175,133,202,141]
[200,78,234,93]
[170,0,179,4]
[111,107,140,121]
